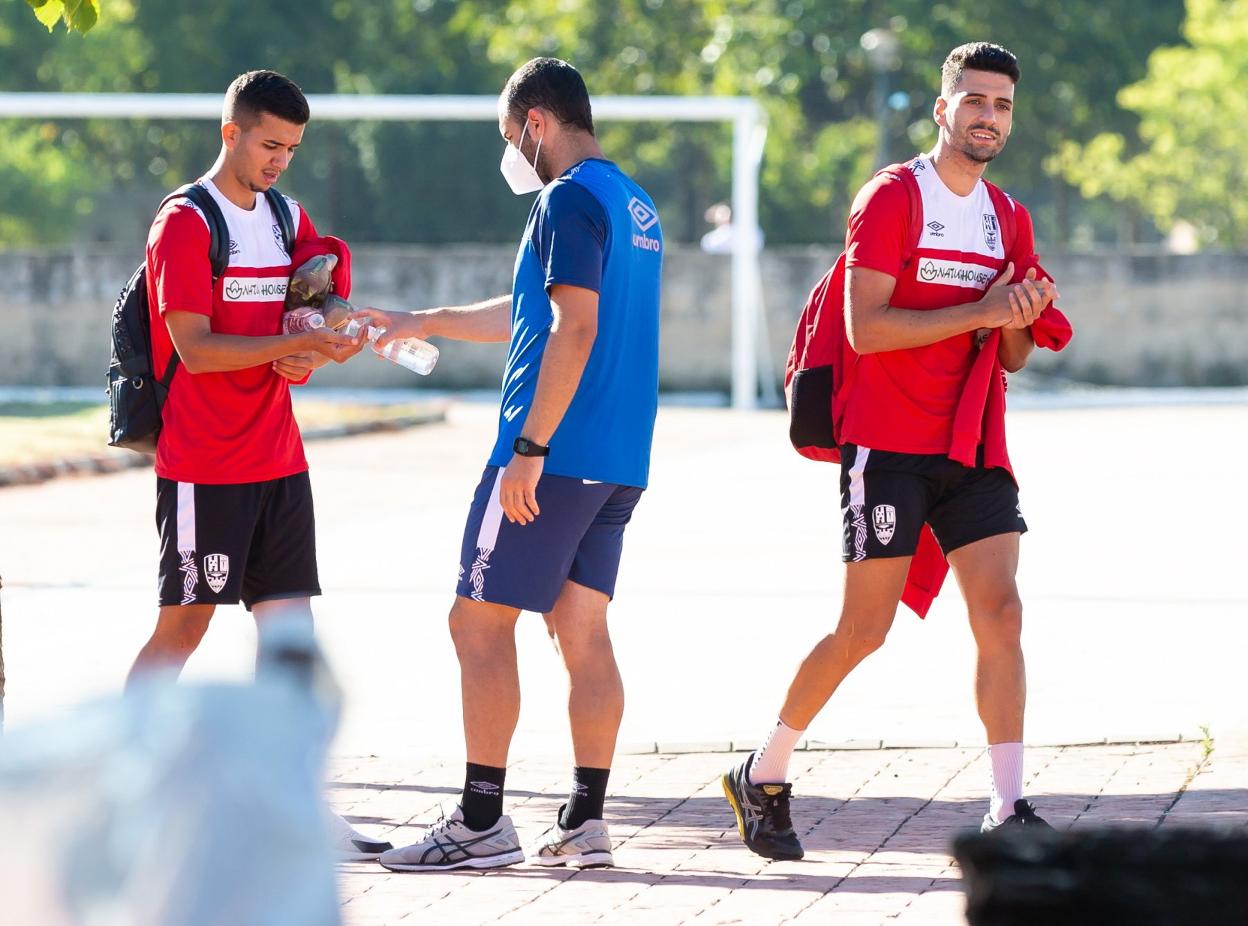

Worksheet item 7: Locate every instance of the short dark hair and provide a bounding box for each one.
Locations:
[500,58,594,135]
[223,70,310,127]
[940,43,1020,97]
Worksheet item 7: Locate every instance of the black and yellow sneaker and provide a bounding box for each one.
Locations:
[980,799,1054,834]
[721,753,804,861]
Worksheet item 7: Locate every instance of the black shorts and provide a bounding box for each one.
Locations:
[840,443,1027,562]
[156,471,320,610]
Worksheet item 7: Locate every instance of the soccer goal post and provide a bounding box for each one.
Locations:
[0,92,768,409]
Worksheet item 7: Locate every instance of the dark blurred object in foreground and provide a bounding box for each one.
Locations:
[954,826,1248,926]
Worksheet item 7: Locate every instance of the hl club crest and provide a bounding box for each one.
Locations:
[204,553,230,594]
[983,214,1000,250]
[872,505,896,545]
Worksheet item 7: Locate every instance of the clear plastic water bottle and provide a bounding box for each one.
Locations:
[282,308,325,334]
[343,319,439,376]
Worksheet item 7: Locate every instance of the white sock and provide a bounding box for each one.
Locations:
[748,719,804,785]
[251,596,315,675]
[988,742,1024,823]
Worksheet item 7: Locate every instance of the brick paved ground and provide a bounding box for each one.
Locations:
[3,400,1245,923]
[331,737,1247,925]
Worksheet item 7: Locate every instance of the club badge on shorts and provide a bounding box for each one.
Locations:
[204,553,230,594]
[872,505,896,545]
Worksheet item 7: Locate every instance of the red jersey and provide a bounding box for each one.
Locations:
[841,154,1032,455]
[146,179,318,485]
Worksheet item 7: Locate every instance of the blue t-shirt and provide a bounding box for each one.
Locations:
[488,159,663,488]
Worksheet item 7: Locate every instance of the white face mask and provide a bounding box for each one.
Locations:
[499,122,544,195]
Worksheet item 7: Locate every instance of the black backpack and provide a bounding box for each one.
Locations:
[107,182,295,453]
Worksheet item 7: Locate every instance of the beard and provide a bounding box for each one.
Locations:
[534,148,556,185]
[955,126,1006,163]
[959,142,1000,163]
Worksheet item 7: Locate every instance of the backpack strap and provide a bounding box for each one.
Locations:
[154,182,232,388]
[163,183,230,279]
[264,187,296,256]
[874,160,925,268]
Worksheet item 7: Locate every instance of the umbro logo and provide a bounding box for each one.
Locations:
[926,221,945,237]
[469,780,500,794]
[628,197,661,252]
[228,238,241,256]
[628,197,659,232]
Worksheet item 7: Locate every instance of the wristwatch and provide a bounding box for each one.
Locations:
[513,436,550,457]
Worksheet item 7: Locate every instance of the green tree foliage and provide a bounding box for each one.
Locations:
[26,0,98,34]
[0,0,1186,248]
[1056,0,1248,247]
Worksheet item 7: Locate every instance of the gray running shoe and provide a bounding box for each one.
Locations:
[529,807,614,869]
[328,810,393,861]
[379,807,524,872]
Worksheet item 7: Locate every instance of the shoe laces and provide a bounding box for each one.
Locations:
[424,804,458,839]
[760,787,795,832]
[1007,799,1040,824]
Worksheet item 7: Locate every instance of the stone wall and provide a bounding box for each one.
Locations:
[2,244,1244,392]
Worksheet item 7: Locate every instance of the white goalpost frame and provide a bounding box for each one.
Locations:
[0,92,768,409]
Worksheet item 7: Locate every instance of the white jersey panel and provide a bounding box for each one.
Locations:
[179,178,303,270]
[909,155,1006,261]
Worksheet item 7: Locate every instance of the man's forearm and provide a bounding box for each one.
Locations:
[849,301,989,354]
[176,331,311,374]
[423,295,512,343]
[998,327,1035,373]
[519,323,596,445]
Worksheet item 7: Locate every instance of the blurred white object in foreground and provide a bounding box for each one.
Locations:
[0,616,342,926]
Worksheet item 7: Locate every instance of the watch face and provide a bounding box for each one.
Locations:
[514,437,548,457]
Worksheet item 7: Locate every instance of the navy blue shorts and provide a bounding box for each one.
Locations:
[455,465,643,613]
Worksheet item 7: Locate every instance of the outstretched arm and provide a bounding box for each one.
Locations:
[349,295,513,347]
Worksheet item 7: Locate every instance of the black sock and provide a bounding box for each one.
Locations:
[461,762,506,832]
[561,766,610,829]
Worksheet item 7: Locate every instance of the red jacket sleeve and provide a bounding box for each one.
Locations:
[291,203,352,300]
[1008,204,1073,352]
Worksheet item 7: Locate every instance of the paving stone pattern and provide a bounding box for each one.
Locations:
[332,739,1246,925]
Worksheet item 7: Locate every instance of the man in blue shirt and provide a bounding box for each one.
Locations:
[352,58,662,872]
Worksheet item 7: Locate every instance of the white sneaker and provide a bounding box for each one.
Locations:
[529,810,614,869]
[379,807,524,872]
[328,810,394,861]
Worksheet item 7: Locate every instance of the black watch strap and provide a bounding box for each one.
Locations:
[513,437,550,457]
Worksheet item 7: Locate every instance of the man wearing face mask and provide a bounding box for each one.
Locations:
[352,57,663,872]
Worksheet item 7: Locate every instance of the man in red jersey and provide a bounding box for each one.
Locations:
[723,43,1063,861]
[123,71,391,860]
